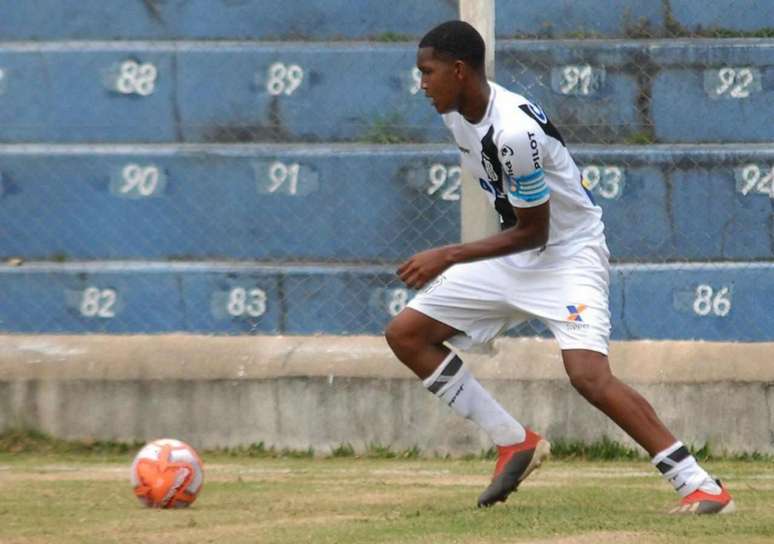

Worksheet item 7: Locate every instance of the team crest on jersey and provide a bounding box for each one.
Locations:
[527,102,548,124]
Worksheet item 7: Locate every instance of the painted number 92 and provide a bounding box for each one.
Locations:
[713,67,757,98]
[692,285,731,317]
[427,164,461,201]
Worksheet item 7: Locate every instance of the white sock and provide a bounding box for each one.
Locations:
[423,352,526,446]
[652,441,720,497]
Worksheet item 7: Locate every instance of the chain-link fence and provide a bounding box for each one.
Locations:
[0,0,772,341]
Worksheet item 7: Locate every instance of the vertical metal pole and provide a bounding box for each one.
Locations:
[459,0,500,242]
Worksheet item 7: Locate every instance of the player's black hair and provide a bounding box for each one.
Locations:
[419,20,485,71]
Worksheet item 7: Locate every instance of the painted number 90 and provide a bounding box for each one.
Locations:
[120,164,160,196]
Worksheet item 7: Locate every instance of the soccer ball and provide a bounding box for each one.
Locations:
[130,438,204,508]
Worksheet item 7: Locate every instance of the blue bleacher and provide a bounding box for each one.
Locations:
[4,1,770,40]
[0,2,772,342]
[0,144,771,262]
[0,261,770,341]
[0,41,771,143]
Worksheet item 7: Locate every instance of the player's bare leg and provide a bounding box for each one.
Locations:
[562,349,734,514]
[562,349,675,454]
[385,308,550,507]
[384,307,458,379]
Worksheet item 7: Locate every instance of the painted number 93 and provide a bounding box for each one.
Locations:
[581,165,624,200]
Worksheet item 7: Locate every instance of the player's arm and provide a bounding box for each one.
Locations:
[397,202,548,289]
[398,126,550,289]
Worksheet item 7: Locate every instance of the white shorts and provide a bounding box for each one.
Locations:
[407,242,612,355]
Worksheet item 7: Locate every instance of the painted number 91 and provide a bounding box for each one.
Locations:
[227,288,266,317]
[692,285,731,317]
[266,62,304,96]
[556,64,603,96]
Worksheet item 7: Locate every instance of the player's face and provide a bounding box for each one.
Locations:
[416,47,461,114]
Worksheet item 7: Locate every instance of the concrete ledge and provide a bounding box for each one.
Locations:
[1,335,772,454]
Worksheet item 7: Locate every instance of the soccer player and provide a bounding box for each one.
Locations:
[385,20,734,514]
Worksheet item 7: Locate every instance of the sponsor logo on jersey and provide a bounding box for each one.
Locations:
[500,144,515,175]
[566,304,590,331]
[481,153,499,182]
[566,304,587,322]
[527,131,540,169]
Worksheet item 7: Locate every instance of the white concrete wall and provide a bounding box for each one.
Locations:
[1,335,772,454]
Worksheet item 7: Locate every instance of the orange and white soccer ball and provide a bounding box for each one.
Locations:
[130,438,204,508]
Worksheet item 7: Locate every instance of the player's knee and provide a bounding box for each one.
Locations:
[568,369,612,406]
[384,315,420,356]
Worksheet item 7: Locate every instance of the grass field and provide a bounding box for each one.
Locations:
[1,442,773,544]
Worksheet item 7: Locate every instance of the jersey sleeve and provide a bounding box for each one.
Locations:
[499,127,550,208]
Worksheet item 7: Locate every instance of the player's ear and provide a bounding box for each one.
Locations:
[453,60,466,80]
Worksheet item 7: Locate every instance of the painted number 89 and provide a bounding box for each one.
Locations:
[266,62,304,96]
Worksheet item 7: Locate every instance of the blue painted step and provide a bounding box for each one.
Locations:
[0,40,771,143]
[2,1,770,40]
[0,143,771,262]
[0,261,771,341]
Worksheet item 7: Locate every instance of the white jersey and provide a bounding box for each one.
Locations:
[442,81,605,269]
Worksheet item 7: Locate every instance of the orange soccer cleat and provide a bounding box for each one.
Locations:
[477,428,551,507]
[669,479,735,515]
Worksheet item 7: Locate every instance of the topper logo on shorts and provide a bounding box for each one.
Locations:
[566,304,587,322]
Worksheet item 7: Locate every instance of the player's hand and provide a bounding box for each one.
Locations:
[397,247,454,289]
